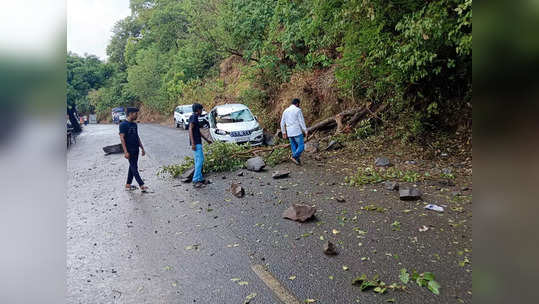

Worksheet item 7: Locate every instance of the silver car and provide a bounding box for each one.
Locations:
[208,104,264,146]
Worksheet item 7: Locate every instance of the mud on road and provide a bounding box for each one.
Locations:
[68,124,472,304]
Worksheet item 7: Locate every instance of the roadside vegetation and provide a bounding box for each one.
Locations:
[67,0,471,144]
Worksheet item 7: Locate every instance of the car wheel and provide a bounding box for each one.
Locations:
[175,119,179,128]
[183,123,189,130]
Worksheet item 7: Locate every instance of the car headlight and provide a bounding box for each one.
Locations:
[215,129,228,135]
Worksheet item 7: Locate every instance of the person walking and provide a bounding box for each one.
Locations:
[189,103,212,188]
[119,107,148,192]
[280,98,308,165]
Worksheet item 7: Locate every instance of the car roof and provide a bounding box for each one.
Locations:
[212,103,249,115]
[176,104,193,108]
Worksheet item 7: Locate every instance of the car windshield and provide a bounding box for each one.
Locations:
[177,106,193,113]
[215,109,254,123]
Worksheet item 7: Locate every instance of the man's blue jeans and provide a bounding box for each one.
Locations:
[193,144,204,183]
[288,134,304,160]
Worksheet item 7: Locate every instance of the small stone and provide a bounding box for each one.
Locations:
[399,188,422,200]
[405,160,417,165]
[272,170,290,179]
[304,141,320,153]
[237,171,244,176]
[375,157,393,167]
[222,176,227,179]
[324,241,338,255]
[384,181,399,191]
[230,183,245,198]
[442,168,452,175]
[335,197,346,203]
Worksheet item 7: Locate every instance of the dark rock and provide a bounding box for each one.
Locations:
[335,197,346,203]
[181,167,195,183]
[384,181,399,191]
[102,143,123,155]
[222,176,227,179]
[405,160,417,165]
[323,241,338,256]
[237,171,244,176]
[272,170,290,179]
[230,183,245,198]
[461,186,470,191]
[399,188,422,200]
[326,140,344,151]
[263,130,275,146]
[304,141,320,153]
[282,204,316,222]
[245,157,265,172]
[375,157,393,167]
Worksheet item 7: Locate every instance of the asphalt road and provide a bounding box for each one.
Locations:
[67,124,472,304]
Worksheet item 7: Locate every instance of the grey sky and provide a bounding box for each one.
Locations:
[67,0,131,60]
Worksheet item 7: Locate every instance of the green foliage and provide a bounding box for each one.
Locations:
[351,273,406,294]
[400,269,441,295]
[264,146,290,167]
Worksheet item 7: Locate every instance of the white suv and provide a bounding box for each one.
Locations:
[174,105,207,129]
[208,104,264,146]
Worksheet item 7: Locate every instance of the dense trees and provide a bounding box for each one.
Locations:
[69,0,472,131]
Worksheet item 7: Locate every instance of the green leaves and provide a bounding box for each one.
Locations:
[400,269,441,295]
[399,268,410,284]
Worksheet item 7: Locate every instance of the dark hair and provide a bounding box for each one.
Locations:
[192,103,203,113]
[126,107,139,115]
[291,98,300,105]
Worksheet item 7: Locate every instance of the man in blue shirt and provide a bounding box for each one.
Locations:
[189,103,212,188]
[119,107,148,192]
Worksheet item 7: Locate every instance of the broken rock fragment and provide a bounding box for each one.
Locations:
[282,204,316,222]
[399,188,422,200]
[326,140,344,151]
[384,181,399,191]
[230,183,245,198]
[323,241,338,256]
[272,170,290,179]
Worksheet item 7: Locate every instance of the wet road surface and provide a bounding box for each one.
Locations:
[67,124,472,303]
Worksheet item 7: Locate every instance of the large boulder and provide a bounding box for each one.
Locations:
[181,167,195,183]
[399,188,422,200]
[246,157,266,172]
[282,204,316,222]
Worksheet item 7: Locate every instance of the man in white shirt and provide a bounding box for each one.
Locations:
[280,98,308,165]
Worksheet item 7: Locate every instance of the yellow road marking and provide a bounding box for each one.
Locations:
[251,264,302,304]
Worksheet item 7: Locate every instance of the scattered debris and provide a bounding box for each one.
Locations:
[323,241,338,255]
[384,181,399,191]
[282,204,316,222]
[424,204,444,212]
[399,269,440,295]
[230,183,245,198]
[375,157,393,167]
[181,167,195,183]
[399,188,422,200]
[245,157,266,172]
[243,292,257,304]
[272,170,290,179]
[419,225,429,232]
[404,160,417,165]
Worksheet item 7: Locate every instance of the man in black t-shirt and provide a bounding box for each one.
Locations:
[189,103,212,188]
[119,107,148,192]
